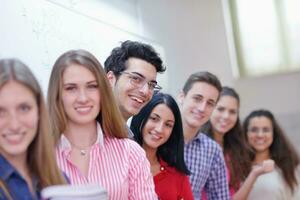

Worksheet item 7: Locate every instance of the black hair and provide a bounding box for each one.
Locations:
[130,92,190,175]
[104,40,165,75]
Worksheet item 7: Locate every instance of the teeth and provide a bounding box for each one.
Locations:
[256,141,265,144]
[76,107,91,112]
[132,97,143,103]
[150,132,161,140]
[3,132,24,142]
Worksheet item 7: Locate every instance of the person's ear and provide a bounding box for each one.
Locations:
[177,90,185,105]
[106,71,117,87]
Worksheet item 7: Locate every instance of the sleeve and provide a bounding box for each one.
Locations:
[127,140,158,200]
[291,167,300,200]
[205,146,230,200]
[181,175,194,200]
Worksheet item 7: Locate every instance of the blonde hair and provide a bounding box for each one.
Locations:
[47,49,127,144]
[0,59,66,196]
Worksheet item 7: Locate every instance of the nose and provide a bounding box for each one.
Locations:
[77,89,88,103]
[197,102,207,112]
[8,112,21,132]
[222,111,230,119]
[138,82,151,95]
[256,130,265,137]
[154,122,164,133]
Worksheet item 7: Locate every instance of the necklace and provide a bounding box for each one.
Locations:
[70,143,90,156]
[69,140,96,156]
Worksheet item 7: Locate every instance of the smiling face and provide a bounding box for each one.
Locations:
[61,64,100,127]
[179,82,219,131]
[210,95,239,136]
[142,104,175,151]
[107,58,157,120]
[247,116,273,156]
[0,81,38,160]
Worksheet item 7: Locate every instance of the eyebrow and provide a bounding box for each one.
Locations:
[130,72,157,84]
[63,80,97,86]
[208,99,216,104]
[151,112,175,123]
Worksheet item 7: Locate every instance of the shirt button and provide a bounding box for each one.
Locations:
[160,166,165,171]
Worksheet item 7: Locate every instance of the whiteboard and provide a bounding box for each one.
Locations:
[0,0,167,94]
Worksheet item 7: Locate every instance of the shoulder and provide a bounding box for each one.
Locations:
[198,133,222,153]
[104,137,146,156]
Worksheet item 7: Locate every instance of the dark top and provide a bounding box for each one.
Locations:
[0,155,40,200]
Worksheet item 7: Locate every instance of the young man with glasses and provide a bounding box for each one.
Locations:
[178,71,230,200]
[105,40,165,137]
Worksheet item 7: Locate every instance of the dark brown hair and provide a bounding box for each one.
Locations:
[243,109,300,193]
[202,86,253,189]
[182,71,222,95]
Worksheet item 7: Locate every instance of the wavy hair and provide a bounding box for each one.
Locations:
[243,109,300,193]
[202,86,253,189]
[104,40,165,76]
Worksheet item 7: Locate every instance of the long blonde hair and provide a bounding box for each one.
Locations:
[47,49,127,144]
[0,59,66,197]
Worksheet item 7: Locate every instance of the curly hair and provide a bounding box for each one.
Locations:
[104,40,165,75]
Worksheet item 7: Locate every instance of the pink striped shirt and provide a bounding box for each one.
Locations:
[56,123,157,200]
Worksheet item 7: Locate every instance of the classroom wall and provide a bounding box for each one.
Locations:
[1,0,299,148]
[136,0,300,148]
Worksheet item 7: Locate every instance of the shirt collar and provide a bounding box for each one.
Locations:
[58,122,104,150]
[127,126,134,139]
[186,131,204,144]
[0,155,15,181]
[0,155,39,190]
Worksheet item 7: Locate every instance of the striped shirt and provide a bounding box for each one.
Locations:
[56,123,157,200]
[184,132,230,200]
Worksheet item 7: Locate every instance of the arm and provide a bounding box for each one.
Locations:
[128,140,158,200]
[181,175,194,200]
[232,159,275,200]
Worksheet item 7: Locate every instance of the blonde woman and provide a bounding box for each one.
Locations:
[47,49,157,199]
[0,59,66,199]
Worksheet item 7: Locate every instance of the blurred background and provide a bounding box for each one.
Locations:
[1,0,299,150]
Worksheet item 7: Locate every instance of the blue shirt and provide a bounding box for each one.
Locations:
[184,132,230,200]
[0,155,40,200]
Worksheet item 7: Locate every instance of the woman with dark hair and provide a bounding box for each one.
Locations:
[243,109,300,200]
[201,87,272,200]
[131,92,194,200]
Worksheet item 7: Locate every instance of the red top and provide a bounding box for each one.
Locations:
[154,160,194,200]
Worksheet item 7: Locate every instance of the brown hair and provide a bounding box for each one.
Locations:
[202,87,253,189]
[243,109,300,193]
[182,71,222,95]
[47,49,127,144]
[0,59,66,197]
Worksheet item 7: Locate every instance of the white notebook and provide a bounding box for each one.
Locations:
[41,184,108,200]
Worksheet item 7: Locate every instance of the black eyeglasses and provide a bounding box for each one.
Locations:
[120,71,162,92]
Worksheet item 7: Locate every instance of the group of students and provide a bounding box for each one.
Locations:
[0,40,299,200]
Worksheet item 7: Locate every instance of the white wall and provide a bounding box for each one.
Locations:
[138,0,234,94]
[136,0,300,148]
[1,0,299,148]
[0,0,167,93]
